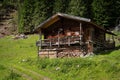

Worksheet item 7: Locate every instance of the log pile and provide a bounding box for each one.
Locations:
[57,49,84,58]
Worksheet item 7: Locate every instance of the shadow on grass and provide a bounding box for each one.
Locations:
[95,45,120,55]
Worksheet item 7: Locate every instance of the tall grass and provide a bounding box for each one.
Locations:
[35,54,120,80]
[2,70,24,80]
[0,35,38,79]
[0,35,120,80]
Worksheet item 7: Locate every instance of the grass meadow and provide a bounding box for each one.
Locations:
[0,34,120,80]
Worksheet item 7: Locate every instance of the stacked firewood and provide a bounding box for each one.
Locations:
[57,49,84,58]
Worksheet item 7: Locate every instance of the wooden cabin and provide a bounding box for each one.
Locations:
[34,13,116,58]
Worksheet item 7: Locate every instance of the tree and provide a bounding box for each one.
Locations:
[32,0,47,28]
[17,0,120,33]
[92,0,120,28]
[83,0,93,19]
[53,0,70,14]
[67,0,85,17]
[18,0,35,33]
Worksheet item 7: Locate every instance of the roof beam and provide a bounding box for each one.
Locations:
[43,16,60,29]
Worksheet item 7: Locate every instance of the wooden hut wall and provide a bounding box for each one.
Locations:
[43,18,84,39]
[43,21,61,38]
[41,17,105,45]
[62,18,80,31]
[94,28,105,43]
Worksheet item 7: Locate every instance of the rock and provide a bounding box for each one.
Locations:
[76,65,80,68]
[12,34,28,40]
[80,53,84,57]
[84,52,94,57]
[56,67,60,70]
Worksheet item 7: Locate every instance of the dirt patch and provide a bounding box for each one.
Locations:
[0,7,17,38]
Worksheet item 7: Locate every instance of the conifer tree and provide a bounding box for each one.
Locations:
[17,0,120,33]
[53,0,70,14]
[18,0,25,33]
[92,0,120,28]
[83,0,93,19]
[92,0,110,27]
[32,0,47,28]
[67,0,85,17]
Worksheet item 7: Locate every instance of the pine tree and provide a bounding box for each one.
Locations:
[109,0,120,27]
[92,0,120,28]
[23,0,35,32]
[53,0,70,14]
[67,0,85,17]
[32,0,54,28]
[92,0,110,27]
[18,0,24,33]
[17,0,120,33]
[83,0,93,19]
[53,0,64,14]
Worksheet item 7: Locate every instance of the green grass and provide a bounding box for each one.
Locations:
[36,52,120,80]
[0,35,38,80]
[0,34,120,80]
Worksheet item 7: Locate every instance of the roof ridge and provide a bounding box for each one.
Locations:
[56,12,91,22]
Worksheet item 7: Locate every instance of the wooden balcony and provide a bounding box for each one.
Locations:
[36,36,83,48]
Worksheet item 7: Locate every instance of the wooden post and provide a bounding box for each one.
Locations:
[58,33,60,47]
[39,30,44,58]
[87,28,94,55]
[80,23,82,40]
[39,30,42,49]
[58,28,63,48]
[80,23,82,41]
[68,37,70,46]
[37,46,39,58]
[79,23,82,57]
[50,39,52,48]
[38,30,42,59]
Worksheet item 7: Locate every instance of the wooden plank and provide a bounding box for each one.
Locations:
[43,16,60,29]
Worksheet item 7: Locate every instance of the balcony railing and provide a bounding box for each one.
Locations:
[36,36,83,47]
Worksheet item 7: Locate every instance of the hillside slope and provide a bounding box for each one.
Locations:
[0,35,120,80]
[0,3,17,38]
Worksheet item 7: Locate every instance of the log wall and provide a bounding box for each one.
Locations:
[38,18,111,58]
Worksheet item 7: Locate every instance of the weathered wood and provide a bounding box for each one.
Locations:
[37,36,84,47]
[39,51,57,58]
[79,23,82,41]
[36,13,116,58]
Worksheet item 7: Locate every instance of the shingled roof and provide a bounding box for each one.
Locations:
[34,13,116,36]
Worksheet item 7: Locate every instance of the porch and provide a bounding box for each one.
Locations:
[36,35,89,58]
[34,13,116,58]
[36,34,115,58]
[36,35,83,47]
